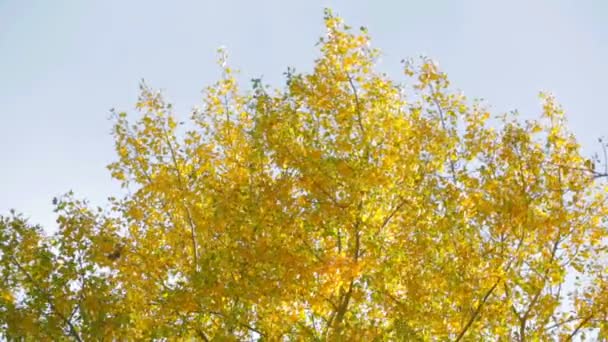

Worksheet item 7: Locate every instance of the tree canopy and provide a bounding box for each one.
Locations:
[2,10,608,341]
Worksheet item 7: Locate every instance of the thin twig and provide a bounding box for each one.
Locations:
[428,83,457,184]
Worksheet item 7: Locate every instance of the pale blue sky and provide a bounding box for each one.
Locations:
[1,0,607,230]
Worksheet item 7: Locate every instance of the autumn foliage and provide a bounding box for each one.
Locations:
[2,11,608,340]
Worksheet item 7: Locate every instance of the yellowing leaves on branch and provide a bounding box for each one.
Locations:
[2,9,608,341]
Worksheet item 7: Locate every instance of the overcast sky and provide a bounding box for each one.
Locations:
[1,0,607,230]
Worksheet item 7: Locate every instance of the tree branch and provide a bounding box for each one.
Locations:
[455,279,501,341]
[161,124,200,272]
[9,255,83,342]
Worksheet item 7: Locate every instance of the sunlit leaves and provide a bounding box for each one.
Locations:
[1,10,607,341]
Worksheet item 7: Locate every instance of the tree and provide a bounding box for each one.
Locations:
[2,10,608,340]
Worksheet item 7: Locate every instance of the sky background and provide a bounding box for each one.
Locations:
[1,0,607,231]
